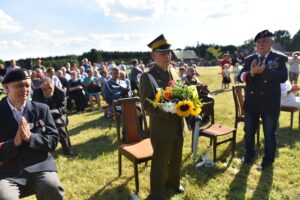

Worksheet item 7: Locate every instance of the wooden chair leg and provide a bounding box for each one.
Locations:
[118,152,122,176]
[232,131,236,157]
[213,138,217,163]
[290,111,294,128]
[134,162,139,193]
[257,124,260,146]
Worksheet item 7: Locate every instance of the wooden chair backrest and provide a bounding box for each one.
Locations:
[113,97,145,145]
[232,85,245,117]
[200,99,215,126]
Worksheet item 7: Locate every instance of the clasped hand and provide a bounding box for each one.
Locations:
[250,59,265,75]
[14,117,31,147]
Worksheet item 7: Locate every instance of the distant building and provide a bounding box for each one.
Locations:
[172,50,200,66]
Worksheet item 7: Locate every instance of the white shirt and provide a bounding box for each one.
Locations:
[7,98,26,124]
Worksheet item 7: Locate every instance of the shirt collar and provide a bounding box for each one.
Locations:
[257,51,271,59]
[7,98,26,113]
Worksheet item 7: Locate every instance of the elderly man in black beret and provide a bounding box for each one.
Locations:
[238,30,288,170]
[0,69,64,199]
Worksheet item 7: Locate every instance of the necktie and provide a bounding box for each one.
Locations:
[258,56,265,66]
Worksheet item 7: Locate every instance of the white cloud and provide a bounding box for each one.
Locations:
[0,9,22,34]
[96,0,164,21]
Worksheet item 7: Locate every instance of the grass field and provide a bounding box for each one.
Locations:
[2,67,299,200]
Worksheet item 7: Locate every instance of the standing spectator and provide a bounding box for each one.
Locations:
[232,63,241,85]
[6,59,20,74]
[46,67,62,89]
[65,62,71,74]
[0,64,6,82]
[118,60,127,71]
[280,80,300,108]
[220,53,231,88]
[287,51,300,84]
[129,59,143,94]
[222,64,231,90]
[119,70,132,97]
[32,59,46,72]
[32,77,74,156]
[83,69,102,112]
[0,69,64,199]
[61,67,71,81]
[68,71,85,113]
[82,58,91,71]
[138,60,145,72]
[140,34,185,199]
[238,30,288,170]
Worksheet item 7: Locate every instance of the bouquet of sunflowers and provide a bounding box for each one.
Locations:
[148,80,202,117]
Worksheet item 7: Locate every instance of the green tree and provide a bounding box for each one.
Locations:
[290,29,300,51]
[206,47,223,60]
[274,30,291,49]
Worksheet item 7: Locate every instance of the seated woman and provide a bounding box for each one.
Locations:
[281,80,300,108]
[83,69,102,112]
[67,70,86,113]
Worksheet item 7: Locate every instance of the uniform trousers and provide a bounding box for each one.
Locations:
[150,135,183,200]
[244,111,279,164]
[0,171,64,200]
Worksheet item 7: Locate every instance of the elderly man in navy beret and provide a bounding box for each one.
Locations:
[0,69,64,199]
[238,30,288,170]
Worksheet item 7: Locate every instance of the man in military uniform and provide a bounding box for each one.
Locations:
[238,30,288,170]
[139,34,184,199]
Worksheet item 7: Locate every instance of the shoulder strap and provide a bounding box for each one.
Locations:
[147,73,160,94]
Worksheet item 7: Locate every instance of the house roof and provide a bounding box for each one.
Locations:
[173,50,199,60]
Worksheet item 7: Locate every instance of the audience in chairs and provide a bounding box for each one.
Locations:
[67,71,86,113]
[32,77,75,156]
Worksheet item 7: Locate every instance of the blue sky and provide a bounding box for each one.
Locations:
[0,0,299,60]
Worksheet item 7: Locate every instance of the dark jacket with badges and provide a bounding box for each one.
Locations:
[32,86,68,126]
[238,51,288,114]
[0,98,59,185]
[139,64,183,140]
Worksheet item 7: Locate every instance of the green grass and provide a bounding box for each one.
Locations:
[2,67,299,200]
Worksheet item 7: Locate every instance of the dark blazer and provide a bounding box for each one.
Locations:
[0,98,59,185]
[238,51,288,114]
[139,64,183,140]
[32,86,67,125]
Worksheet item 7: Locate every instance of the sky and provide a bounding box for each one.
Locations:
[0,0,299,60]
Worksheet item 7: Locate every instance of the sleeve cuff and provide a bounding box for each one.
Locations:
[240,72,248,82]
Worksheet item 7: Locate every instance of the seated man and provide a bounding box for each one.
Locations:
[280,80,300,108]
[103,67,132,118]
[32,77,74,156]
[0,69,64,199]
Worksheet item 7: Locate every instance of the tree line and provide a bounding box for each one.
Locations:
[1,29,299,69]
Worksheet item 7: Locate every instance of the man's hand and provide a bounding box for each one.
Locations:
[19,117,31,142]
[14,128,23,147]
[250,59,265,75]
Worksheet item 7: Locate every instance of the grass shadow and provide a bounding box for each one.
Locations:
[71,134,117,160]
[226,163,251,199]
[252,166,274,200]
[88,176,134,200]
[68,114,112,136]
[277,127,300,149]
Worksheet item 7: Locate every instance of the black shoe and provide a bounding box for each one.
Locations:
[257,160,273,171]
[63,148,75,157]
[173,185,185,194]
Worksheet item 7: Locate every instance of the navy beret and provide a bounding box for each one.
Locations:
[2,69,30,84]
[254,30,274,42]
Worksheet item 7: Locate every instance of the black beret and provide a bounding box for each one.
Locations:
[2,69,30,84]
[254,30,274,42]
[147,34,171,52]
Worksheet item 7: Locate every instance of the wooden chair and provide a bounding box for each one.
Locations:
[113,97,153,193]
[232,85,261,145]
[193,100,236,162]
[280,105,300,128]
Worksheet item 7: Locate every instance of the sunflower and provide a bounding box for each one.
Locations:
[190,105,201,116]
[154,91,162,103]
[176,100,193,117]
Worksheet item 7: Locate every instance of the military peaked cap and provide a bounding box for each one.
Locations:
[147,34,171,52]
